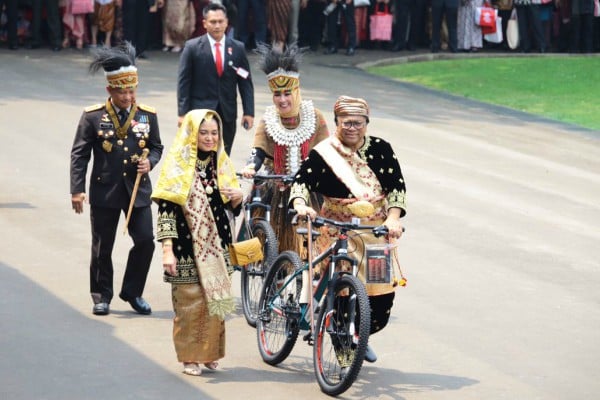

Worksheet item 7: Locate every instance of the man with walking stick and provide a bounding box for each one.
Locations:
[70,42,163,316]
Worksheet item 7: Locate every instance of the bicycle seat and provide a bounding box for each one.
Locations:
[296,227,320,238]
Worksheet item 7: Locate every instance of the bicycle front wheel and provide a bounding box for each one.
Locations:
[241,219,279,327]
[313,274,371,396]
[256,250,303,365]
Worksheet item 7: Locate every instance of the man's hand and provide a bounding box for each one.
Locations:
[242,115,254,130]
[383,216,404,239]
[71,193,86,214]
[294,203,317,220]
[137,158,151,174]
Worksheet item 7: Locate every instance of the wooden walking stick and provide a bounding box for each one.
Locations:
[123,148,149,234]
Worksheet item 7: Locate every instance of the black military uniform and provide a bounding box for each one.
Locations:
[70,42,163,316]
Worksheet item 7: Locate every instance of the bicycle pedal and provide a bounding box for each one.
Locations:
[303,332,314,345]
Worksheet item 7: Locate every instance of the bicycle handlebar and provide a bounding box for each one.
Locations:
[289,209,403,238]
[236,172,295,185]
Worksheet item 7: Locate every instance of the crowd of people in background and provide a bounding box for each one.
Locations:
[1,0,599,55]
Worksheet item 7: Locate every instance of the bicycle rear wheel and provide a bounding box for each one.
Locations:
[313,274,371,396]
[241,219,279,327]
[256,250,303,365]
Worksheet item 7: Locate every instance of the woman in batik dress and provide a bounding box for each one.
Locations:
[152,109,244,376]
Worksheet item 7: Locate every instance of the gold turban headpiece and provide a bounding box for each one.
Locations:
[333,95,370,121]
[266,68,300,92]
[105,66,138,89]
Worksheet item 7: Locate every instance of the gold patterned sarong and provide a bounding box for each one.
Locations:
[171,283,225,363]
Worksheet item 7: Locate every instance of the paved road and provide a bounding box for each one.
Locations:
[1,48,598,400]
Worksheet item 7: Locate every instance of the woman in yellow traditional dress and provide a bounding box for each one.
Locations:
[152,109,244,376]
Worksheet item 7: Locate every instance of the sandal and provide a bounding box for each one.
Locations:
[182,362,202,376]
[204,361,219,370]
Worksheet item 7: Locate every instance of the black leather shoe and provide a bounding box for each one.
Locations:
[25,42,40,49]
[323,47,338,55]
[391,43,404,52]
[364,344,377,363]
[93,302,110,316]
[9,43,18,50]
[346,47,355,56]
[122,296,152,315]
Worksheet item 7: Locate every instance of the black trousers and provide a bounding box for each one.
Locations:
[393,0,419,49]
[122,0,151,56]
[516,4,546,52]
[30,0,61,47]
[570,14,594,53]
[369,291,395,335]
[327,3,357,49]
[216,104,237,156]
[299,0,326,50]
[0,0,18,46]
[89,205,155,304]
[431,0,458,52]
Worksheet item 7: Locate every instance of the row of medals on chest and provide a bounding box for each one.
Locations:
[99,129,149,154]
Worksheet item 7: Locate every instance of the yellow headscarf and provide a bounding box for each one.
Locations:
[152,109,239,205]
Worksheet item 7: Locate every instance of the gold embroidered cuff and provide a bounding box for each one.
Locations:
[387,189,407,212]
[289,183,309,206]
[157,211,178,241]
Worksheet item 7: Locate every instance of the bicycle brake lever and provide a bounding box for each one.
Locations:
[373,225,389,238]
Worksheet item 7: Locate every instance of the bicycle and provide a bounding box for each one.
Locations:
[256,211,392,396]
[234,173,294,327]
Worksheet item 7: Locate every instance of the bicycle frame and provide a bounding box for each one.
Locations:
[265,218,361,339]
[236,173,293,242]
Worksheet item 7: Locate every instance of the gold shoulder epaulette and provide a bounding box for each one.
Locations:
[137,104,157,114]
[84,104,104,112]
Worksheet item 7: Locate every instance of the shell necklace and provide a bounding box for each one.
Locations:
[264,100,316,174]
[196,155,217,195]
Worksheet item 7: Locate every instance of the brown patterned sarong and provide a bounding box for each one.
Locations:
[171,283,225,363]
[93,3,115,33]
[267,0,292,43]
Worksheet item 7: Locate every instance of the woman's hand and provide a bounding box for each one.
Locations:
[241,164,256,178]
[221,186,244,208]
[163,248,177,276]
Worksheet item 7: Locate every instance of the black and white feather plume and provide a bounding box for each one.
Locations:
[88,41,137,74]
[255,43,304,75]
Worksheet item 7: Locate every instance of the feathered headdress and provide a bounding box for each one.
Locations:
[89,41,138,89]
[255,43,303,92]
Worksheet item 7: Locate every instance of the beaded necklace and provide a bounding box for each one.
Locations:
[196,154,217,195]
[264,100,316,175]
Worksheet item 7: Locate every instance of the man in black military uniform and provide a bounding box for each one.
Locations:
[70,42,163,316]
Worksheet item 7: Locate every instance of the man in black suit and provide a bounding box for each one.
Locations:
[177,1,254,155]
[70,42,163,316]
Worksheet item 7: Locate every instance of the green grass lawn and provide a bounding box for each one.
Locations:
[366,56,600,130]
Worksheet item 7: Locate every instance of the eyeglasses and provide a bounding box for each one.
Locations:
[341,120,366,129]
